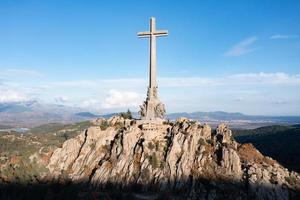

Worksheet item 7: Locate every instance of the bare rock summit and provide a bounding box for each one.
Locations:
[47,117,300,199]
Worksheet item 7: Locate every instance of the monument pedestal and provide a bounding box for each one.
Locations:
[139,87,166,123]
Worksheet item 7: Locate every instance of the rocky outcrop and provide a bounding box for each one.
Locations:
[47,117,300,199]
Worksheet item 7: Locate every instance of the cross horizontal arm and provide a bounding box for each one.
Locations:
[138,31,151,38]
[138,30,168,38]
[154,30,168,37]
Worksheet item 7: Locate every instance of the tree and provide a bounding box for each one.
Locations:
[119,109,132,119]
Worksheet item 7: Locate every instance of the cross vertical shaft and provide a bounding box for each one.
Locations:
[150,17,157,88]
[138,17,168,92]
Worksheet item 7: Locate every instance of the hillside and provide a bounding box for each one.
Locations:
[1,117,299,199]
[0,121,92,185]
[0,116,300,199]
[233,124,300,173]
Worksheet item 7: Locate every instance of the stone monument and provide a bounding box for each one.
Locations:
[138,17,168,123]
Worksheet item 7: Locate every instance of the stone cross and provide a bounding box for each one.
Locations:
[138,17,168,89]
[138,17,168,122]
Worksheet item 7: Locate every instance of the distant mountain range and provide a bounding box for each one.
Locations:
[75,112,100,118]
[1,101,300,129]
[0,101,90,128]
[167,111,300,123]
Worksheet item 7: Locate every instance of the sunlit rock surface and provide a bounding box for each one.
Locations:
[47,117,300,199]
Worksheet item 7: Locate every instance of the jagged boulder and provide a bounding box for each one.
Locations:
[46,117,300,199]
[216,123,232,144]
[107,115,125,126]
[48,132,87,177]
[91,117,106,126]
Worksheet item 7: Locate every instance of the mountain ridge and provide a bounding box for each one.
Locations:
[1,101,300,129]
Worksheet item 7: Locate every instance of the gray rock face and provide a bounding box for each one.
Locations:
[47,117,300,199]
[139,87,166,122]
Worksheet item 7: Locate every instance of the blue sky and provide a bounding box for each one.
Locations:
[0,0,300,115]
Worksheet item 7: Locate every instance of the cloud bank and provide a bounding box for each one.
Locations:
[270,34,298,39]
[101,89,142,109]
[1,72,299,115]
[0,90,28,103]
[1,69,43,77]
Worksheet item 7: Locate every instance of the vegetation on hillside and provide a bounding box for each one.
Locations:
[0,125,13,129]
[119,109,133,119]
[0,121,92,184]
[233,124,300,173]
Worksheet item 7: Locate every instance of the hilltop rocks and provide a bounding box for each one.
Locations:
[216,123,232,144]
[237,143,300,200]
[91,118,106,126]
[47,132,86,177]
[47,117,300,199]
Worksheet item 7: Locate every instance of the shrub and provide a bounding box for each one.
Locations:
[190,120,197,125]
[100,121,109,130]
[119,109,132,119]
[140,168,150,180]
[285,176,298,186]
[148,153,159,169]
[148,142,155,150]
[115,122,125,131]
[206,139,213,145]
[155,140,160,151]
[198,138,206,146]
[90,142,96,150]
[163,119,170,125]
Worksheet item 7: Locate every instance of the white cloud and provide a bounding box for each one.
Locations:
[227,72,300,85]
[0,90,27,103]
[1,72,299,114]
[79,89,142,111]
[45,79,146,89]
[54,96,69,103]
[43,72,300,92]
[234,97,244,102]
[49,80,100,88]
[101,89,142,109]
[274,100,289,105]
[82,99,102,108]
[270,34,298,39]
[224,37,258,57]
[4,69,43,77]
[160,77,215,87]
[155,72,300,88]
